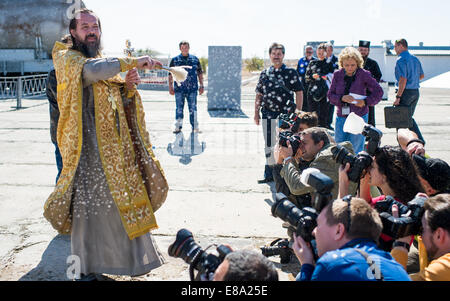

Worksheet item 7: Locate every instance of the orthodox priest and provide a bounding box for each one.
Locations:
[44,9,167,280]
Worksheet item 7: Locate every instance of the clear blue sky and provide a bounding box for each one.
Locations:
[83,0,450,59]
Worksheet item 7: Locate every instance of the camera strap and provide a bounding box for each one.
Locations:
[354,249,385,281]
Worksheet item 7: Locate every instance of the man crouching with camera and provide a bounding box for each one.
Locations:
[275,127,357,203]
[393,193,450,281]
[292,196,411,281]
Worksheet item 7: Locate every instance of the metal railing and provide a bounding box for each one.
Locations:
[138,69,169,90]
[0,74,48,108]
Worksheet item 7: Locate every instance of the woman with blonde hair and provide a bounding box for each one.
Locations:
[328,47,383,153]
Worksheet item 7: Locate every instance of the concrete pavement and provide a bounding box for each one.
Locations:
[0,83,449,281]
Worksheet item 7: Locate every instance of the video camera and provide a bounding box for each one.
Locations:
[375,195,427,239]
[331,113,383,183]
[168,229,233,281]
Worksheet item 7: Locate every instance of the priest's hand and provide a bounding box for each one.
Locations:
[137,56,163,70]
[125,68,141,90]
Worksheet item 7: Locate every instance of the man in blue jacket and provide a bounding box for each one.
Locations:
[293,196,411,281]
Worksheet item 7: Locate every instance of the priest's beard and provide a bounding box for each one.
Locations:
[72,33,102,58]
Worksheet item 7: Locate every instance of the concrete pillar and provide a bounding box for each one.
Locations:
[207,46,242,111]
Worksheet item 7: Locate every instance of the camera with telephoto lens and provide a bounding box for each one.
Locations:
[331,124,383,183]
[331,145,373,183]
[375,195,427,239]
[265,170,334,261]
[168,229,233,281]
[271,169,334,241]
[260,238,292,264]
[271,194,318,243]
[279,112,301,133]
[279,132,303,158]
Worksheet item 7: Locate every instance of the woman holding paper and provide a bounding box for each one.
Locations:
[328,47,383,153]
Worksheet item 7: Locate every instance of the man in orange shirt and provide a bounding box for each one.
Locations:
[392,194,450,280]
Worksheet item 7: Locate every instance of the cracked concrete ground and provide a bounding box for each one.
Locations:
[0,82,449,281]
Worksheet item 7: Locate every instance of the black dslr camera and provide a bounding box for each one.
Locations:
[331,124,383,183]
[279,131,303,157]
[260,238,292,264]
[279,112,301,133]
[271,195,318,243]
[263,170,334,262]
[168,229,232,281]
[375,195,427,239]
[271,169,334,242]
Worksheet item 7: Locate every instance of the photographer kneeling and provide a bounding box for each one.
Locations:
[213,250,279,281]
[391,193,450,281]
[272,112,320,207]
[292,197,410,281]
[275,127,356,204]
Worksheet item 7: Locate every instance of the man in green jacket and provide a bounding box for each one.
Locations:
[276,127,357,201]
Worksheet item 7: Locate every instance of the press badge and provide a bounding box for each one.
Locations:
[342,106,350,116]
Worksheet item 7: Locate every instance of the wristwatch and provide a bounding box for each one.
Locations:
[396,95,402,99]
[393,241,410,252]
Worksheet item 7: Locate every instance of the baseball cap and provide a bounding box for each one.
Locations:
[413,154,450,192]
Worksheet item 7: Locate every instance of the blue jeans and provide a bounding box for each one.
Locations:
[398,89,424,143]
[335,113,368,154]
[175,91,199,130]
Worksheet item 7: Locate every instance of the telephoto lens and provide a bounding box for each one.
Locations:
[168,229,233,281]
[168,228,203,265]
[271,194,318,242]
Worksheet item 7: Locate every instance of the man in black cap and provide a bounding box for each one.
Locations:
[358,40,382,126]
[412,154,450,196]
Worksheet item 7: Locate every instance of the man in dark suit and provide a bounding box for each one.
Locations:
[358,40,382,126]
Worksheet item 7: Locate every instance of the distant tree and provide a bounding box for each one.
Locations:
[135,48,162,57]
[199,57,208,74]
[245,56,264,72]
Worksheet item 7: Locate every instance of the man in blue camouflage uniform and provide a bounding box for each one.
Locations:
[169,41,204,133]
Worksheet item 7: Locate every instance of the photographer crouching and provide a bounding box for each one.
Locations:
[389,193,450,281]
[292,196,410,281]
[272,112,320,207]
[275,127,357,208]
[168,229,278,281]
